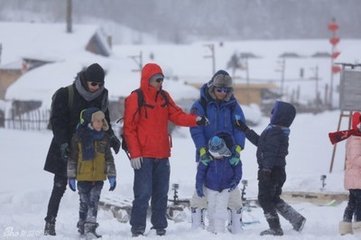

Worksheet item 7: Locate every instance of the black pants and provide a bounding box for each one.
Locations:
[343,189,361,222]
[45,175,67,223]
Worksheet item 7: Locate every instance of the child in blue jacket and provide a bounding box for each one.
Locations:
[196,133,242,234]
[235,101,306,236]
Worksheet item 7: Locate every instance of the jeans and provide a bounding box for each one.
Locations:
[130,158,170,234]
[77,181,104,224]
[45,175,67,223]
[343,189,361,222]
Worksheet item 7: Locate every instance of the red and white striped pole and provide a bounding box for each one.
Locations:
[328,18,341,109]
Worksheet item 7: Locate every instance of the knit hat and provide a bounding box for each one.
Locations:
[80,107,109,131]
[208,136,232,159]
[85,63,105,83]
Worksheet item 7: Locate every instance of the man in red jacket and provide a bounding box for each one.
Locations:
[123,63,208,236]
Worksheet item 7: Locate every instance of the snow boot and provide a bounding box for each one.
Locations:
[260,213,283,236]
[77,220,85,235]
[44,217,56,236]
[84,222,101,239]
[275,200,306,231]
[227,208,243,234]
[150,227,166,236]
[191,207,205,229]
[352,221,361,236]
[339,221,353,235]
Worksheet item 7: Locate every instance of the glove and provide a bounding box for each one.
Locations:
[259,168,272,181]
[199,147,211,166]
[110,135,121,154]
[196,183,204,198]
[130,157,143,170]
[60,143,70,162]
[229,145,242,166]
[196,116,209,126]
[228,179,239,192]
[108,176,116,191]
[68,178,76,192]
[234,115,249,132]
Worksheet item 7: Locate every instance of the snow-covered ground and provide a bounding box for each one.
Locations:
[0,110,358,239]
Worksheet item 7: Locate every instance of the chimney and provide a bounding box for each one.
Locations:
[66,0,72,33]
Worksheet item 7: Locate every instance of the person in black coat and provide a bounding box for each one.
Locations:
[235,101,306,236]
[43,63,121,236]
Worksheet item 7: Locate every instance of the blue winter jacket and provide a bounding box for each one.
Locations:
[190,84,246,161]
[245,101,296,170]
[196,156,242,192]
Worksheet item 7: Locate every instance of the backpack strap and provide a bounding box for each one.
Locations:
[66,85,74,110]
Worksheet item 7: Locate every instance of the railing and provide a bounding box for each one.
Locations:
[2,109,50,131]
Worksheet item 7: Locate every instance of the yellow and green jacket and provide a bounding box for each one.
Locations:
[67,133,116,181]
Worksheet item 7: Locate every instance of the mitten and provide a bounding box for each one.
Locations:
[234,115,249,132]
[196,183,205,198]
[108,176,116,191]
[199,147,211,166]
[110,135,121,154]
[196,116,209,126]
[130,157,143,169]
[60,143,70,162]
[229,145,242,166]
[68,178,76,192]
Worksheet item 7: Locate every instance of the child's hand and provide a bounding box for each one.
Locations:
[108,176,116,191]
[68,178,76,191]
[196,184,205,198]
[228,180,239,192]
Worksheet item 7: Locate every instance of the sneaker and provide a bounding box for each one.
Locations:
[293,216,306,232]
[260,228,284,236]
[44,222,56,236]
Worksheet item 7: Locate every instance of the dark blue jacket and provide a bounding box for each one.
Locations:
[190,84,246,161]
[245,101,296,170]
[196,156,242,192]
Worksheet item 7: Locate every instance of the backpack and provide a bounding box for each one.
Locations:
[48,85,108,130]
[120,88,170,159]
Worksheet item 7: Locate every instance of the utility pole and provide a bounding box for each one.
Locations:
[66,0,73,33]
[204,43,215,75]
[128,51,143,73]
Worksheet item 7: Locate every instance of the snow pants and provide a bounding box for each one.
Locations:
[77,181,103,224]
[206,188,230,233]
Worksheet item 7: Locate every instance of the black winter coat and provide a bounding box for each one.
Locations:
[44,82,113,176]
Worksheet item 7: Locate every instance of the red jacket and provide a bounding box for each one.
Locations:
[123,63,197,159]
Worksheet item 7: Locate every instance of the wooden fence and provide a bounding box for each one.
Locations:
[2,109,51,131]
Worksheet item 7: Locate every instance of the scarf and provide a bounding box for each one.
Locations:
[74,76,104,102]
[76,124,105,160]
[328,129,361,145]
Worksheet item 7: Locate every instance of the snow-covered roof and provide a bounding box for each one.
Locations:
[0,21,110,65]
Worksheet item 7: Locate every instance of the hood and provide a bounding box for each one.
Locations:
[270,101,296,127]
[140,63,164,93]
[352,112,361,130]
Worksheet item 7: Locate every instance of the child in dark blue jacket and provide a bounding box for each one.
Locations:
[196,133,242,234]
[235,101,306,236]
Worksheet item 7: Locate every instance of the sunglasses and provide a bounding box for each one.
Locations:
[89,82,104,87]
[215,87,231,93]
[155,78,164,83]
